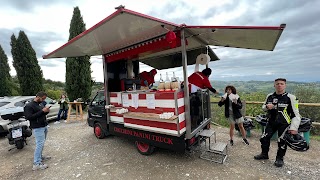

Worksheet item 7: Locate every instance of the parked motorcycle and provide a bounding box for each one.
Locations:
[0,107,32,150]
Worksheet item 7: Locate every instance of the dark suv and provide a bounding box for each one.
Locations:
[87,90,109,139]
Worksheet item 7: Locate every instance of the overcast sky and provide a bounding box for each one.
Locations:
[0,0,319,83]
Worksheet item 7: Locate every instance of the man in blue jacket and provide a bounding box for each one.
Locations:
[24,91,51,170]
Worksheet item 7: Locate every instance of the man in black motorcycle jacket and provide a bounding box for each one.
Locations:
[254,78,301,167]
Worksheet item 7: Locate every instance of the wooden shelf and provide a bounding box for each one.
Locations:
[123,112,178,122]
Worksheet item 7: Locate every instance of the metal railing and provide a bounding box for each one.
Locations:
[211,101,320,126]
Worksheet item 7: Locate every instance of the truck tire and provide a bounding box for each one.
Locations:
[94,123,105,139]
[135,141,155,155]
[16,140,24,149]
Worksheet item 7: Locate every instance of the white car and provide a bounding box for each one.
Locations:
[0,96,60,133]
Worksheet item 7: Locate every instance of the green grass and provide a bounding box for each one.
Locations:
[310,135,320,141]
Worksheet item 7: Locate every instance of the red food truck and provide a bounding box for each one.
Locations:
[43,6,285,156]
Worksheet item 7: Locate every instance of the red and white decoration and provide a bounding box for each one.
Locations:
[109,91,186,136]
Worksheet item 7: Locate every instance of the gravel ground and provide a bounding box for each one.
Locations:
[0,119,319,180]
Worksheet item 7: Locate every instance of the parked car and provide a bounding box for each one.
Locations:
[0,96,60,133]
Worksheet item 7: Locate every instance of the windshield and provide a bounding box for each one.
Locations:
[45,97,53,104]
[0,102,10,107]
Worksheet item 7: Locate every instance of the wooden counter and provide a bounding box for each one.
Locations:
[123,112,178,122]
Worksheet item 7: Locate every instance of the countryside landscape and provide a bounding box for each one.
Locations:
[4,77,320,137]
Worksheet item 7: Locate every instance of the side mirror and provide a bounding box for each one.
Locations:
[51,100,56,104]
[91,101,97,106]
[98,100,106,105]
[85,99,91,105]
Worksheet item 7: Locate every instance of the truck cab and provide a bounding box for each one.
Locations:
[87,90,107,138]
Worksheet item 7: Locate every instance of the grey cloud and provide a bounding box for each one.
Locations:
[90,56,103,65]
[0,0,75,13]
[204,0,320,82]
[132,0,320,82]
[2,0,319,82]
[147,1,213,25]
[0,28,14,58]
[0,27,66,59]
[39,58,63,67]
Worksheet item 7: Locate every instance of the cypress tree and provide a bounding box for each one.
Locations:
[0,44,12,96]
[65,7,92,101]
[11,31,44,95]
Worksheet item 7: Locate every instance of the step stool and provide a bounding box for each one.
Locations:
[199,129,228,164]
[198,129,216,147]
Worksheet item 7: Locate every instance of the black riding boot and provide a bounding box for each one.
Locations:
[274,157,284,167]
[254,153,269,160]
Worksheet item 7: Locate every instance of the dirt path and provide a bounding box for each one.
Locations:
[0,120,319,180]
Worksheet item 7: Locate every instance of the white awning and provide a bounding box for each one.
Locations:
[43,7,285,69]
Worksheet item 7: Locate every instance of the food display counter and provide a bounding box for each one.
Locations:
[109,90,186,136]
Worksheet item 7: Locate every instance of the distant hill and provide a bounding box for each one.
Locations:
[211,81,320,94]
[154,80,320,94]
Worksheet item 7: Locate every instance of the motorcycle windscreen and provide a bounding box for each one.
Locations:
[0,107,24,120]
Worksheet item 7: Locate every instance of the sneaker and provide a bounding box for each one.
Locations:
[242,138,250,145]
[254,153,269,160]
[274,158,284,167]
[54,121,60,124]
[32,163,48,170]
[41,155,51,162]
[230,140,234,146]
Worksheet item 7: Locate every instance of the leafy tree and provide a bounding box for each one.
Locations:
[294,86,320,135]
[46,89,64,100]
[0,44,12,96]
[9,76,21,95]
[11,31,44,95]
[65,7,92,102]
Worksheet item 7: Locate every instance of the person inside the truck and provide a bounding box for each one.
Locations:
[188,68,219,130]
[139,69,157,89]
[188,68,219,94]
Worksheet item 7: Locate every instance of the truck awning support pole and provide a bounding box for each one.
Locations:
[103,55,110,124]
[181,28,192,139]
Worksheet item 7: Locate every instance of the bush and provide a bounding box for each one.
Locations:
[46,89,63,100]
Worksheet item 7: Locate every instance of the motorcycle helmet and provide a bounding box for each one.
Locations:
[255,114,268,126]
[298,117,312,132]
[283,132,309,152]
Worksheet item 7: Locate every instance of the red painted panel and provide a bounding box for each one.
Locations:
[179,121,186,129]
[124,118,178,130]
[126,92,178,100]
[109,104,185,114]
[112,91,183,100]
[127,107,175,114]
[110,103,122,107]
[105,33,182,63]
[110,93,118,97]
[178,106,185,115]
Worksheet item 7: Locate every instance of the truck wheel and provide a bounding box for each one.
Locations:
[94,123,105,139]
[16,140,24,149]
[135,141,155,155]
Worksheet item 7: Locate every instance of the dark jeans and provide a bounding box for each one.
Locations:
[57,109,68,120]
[190,93,201,130]
[260,121,289,159]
